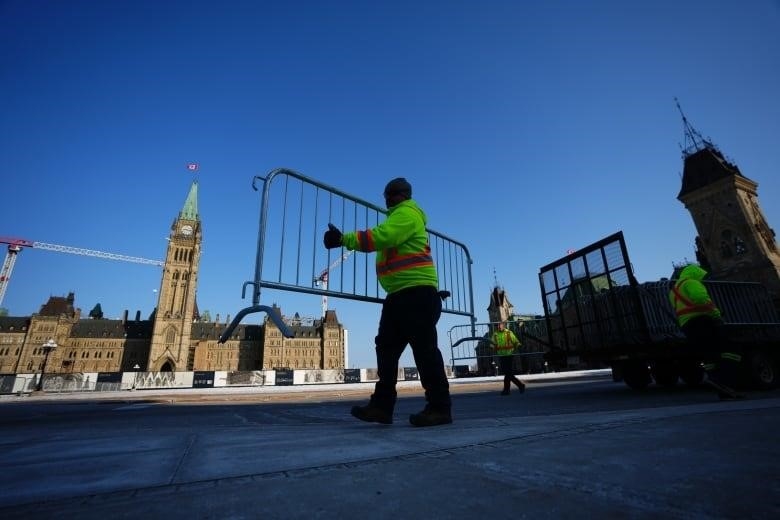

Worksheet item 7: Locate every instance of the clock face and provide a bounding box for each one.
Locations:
[181,225,193,236]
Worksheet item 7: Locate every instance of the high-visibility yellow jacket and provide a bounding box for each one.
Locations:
[491,328,519,356]
[341,199,438,295]
[668,264,722,328]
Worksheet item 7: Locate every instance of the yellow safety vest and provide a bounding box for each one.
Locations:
[492,329,518,356]
[669,279,720,328]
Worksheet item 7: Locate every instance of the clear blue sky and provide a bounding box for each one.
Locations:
[2,1,779,369]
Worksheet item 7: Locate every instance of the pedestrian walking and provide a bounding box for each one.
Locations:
[491,321,525,395]
[323,177,452,426]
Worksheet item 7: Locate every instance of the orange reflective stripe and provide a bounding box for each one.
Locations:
[672,281,716,316]
[676,304,717,316]
[377,252,434,275]
[356,230,375,251]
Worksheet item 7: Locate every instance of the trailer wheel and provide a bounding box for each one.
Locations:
[623,361,651,390]
[651,362,678,387]
[679,363,705,387]
[749,351,777,390]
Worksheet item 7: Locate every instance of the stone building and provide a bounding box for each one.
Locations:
[0,182,346,375]
[676,111,780,311]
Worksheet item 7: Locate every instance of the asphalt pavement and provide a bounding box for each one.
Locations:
[1,370,778,520]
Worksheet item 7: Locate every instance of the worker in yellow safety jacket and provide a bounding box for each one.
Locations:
[323,177,452,427]
[669,264,743,399]
[491,322,526,396]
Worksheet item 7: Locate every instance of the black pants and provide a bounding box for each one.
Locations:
[682,316,741,388]
[499,355,523,391]
[371,285,450,412]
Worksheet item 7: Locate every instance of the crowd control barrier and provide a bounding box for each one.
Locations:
[219,168,477,349]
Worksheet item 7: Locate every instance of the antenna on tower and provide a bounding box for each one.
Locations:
[492,266,501,289]
[675,98,711,157]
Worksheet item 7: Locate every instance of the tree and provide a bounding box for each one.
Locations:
[0,308,8,317]
[200,310,211,322]
[88,303,104,319]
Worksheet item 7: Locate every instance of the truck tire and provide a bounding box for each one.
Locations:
[623,361,651,390]
[651,362,678,387]
[749,350,777,390]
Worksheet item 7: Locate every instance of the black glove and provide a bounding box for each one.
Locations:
[323,223,343,249]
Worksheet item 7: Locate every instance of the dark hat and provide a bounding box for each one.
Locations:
[383,177,412,198]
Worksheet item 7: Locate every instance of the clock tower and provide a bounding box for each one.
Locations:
[676,106,780,311]
[148,181,202,372]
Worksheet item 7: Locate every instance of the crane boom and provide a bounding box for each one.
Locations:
[314,250,353,317]
[32,241,164,266]
[0,236,163,308]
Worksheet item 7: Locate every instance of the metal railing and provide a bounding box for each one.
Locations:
[448,320,548,375]
[220,168,477,343]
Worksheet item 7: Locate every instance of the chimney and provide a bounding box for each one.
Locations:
[135,310,141,321]
[122,310,128,324]
[226,314,230,324]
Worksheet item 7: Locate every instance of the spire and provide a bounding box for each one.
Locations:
[180,181,199,220]
[675,97,714,157]
[675,98,744,199]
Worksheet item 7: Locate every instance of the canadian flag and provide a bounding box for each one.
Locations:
[187,163,199,171]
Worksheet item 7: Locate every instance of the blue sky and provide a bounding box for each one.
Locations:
[2,1,779,369]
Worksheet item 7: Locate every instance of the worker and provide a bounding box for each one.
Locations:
[668,263,743,399]
[491,321,526,395]
[323,177,452,427]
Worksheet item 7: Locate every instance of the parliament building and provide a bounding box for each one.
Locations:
[0,182,347,375]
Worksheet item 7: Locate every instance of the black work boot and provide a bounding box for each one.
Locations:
[409,405,452,427]
[516,381,526,393]
[501,382,510,396]
[350,403,393,424]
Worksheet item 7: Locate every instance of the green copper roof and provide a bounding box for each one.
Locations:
[180,181,199,220]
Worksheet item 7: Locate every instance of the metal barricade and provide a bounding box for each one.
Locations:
[448,320,548,376]
[220,168,477,343]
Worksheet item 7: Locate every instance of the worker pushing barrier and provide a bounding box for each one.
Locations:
[324,177,457,426]
[218,169,478,404]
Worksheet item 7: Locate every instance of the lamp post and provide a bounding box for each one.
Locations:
[132,363,141,390]
[36,338,58,392]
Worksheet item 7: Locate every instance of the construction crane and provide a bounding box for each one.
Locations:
[313,250,353,318]
[0,236,163,308]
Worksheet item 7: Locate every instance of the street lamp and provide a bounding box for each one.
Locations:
[36,338,58,392]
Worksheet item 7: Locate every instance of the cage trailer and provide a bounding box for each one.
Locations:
[534,231,779,391]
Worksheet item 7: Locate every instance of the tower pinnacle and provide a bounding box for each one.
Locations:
[180,181,199,221]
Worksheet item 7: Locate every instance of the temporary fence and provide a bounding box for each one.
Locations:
[448,320,548,376]
[220,168,477,347]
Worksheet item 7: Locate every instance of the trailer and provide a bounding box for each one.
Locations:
[533,231,780,391]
